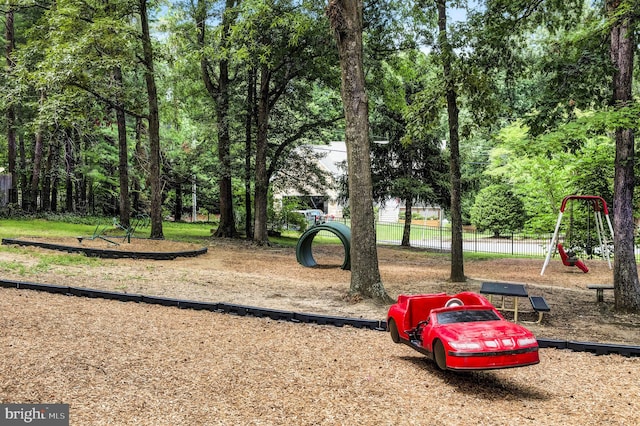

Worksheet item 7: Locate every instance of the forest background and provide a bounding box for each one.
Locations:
[0,1,639,306]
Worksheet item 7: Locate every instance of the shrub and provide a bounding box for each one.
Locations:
[470,184,526,237]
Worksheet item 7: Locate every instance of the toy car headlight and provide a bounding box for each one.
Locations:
[483,340,498,348]
[449,341,482,350]
[517,337,538,346]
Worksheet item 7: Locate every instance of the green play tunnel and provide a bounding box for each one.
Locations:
[295,221,351,270]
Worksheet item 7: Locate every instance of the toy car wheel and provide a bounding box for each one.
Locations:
[388,318,400,343]
[434,340,447,371]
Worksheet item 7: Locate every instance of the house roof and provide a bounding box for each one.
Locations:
[305,141,347,177]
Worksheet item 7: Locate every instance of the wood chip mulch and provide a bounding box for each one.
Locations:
[1,237,640,424]
[1,288,639,425]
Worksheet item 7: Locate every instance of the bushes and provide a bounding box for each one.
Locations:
[470,184,526,237]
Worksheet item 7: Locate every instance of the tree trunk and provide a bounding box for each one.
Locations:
[327,0,391,302]
[213,60,235,237]
[132,117,145,214]
[80,133,88,212]
[608,0,640,312]
[174,176,183,221]
[29,92,46,212]
[196,0,237,238]
[401,148,413,247]
[65,134,74,212]
[140,0,163,239]
[104,135,119,216]
[50,136,60,212]
[6,105,17,204]
[437,0,465,282]
[114,67,131,229]
[214,0,237,237]
[253,64,271,245]
[41,137,55,211]
[19,133,28,210]
[245,67,256,239]
[6,8,18,204]
[402,198,412,247]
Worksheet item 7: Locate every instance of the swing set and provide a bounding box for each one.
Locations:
[540,195,614,276]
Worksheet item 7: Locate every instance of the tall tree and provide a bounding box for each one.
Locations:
[327,0,392,302]
[253,62,271,244]
[608,0,639,311]
[114,66,131,228]
[230,0,341,245]
[369,51,450,248]
[371,115,449,248]
[139,0,163,239]
[195,0,238,238]
[436,0,465,282]
[9,0,153,218]
[5,5,17,204]
[29,92,45,211]
[244,67,256,238]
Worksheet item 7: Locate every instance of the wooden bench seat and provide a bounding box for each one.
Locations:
[529,296,550,323]
[587,284,614,302]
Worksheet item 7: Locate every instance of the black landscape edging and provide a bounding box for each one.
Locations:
[1,238,208,260]
[245,306,295,321]
[538,338,640,356]
[178,300,220,311]
[68,287,143,303]
[567,340,640,357]
[2,279,639,357]
[536,339,568,350]
[0,280,71,295]
[141,295,183,307]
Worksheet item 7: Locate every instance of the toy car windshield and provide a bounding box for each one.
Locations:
[436,309,500,324]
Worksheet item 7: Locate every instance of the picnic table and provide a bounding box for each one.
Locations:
[480,282,529,322]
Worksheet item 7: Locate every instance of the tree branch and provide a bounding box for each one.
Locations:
[70,82,145,119]
[267,115,344,179]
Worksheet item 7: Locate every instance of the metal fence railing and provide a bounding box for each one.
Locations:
[316,219,621,259]
[374,222,554,257]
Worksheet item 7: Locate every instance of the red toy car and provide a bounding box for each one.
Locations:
[387,292,540,371]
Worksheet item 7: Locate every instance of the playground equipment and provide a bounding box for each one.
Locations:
[113,214,150,243]
[78,223,119,246]
[296,221,351,270]
[557,243,589,273]
[78,214,150,245]
[541,195,614,275]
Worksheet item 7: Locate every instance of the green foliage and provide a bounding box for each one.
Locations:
[561,200,608,253]
[517,6,615,136]
[368,52,449,211]
[482,119,617,233]
[470,184,526,237]
[285,211,309,233]
[266,194,309,232]
[0,0,636,259]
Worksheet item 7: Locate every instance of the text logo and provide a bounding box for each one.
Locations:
[1,404,68,426]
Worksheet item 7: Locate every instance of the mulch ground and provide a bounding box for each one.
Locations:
[1,237,639,425]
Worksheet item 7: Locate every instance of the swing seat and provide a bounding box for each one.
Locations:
[557,244,589,273]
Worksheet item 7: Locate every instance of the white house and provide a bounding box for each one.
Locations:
[273,141,442,223]
[272,141,346,219]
